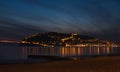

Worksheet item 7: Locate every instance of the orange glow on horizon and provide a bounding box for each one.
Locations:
[0,40,19,43]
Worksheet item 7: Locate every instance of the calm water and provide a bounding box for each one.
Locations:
[0,45,120,63]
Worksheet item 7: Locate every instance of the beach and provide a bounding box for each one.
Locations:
[0,56,120,72]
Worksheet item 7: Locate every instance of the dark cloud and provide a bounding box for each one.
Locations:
[0,0,120,41]
[0,18,45,40]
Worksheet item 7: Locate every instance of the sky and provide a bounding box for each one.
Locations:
[0,0,120,41]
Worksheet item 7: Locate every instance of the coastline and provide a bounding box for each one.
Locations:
[0,56,120,72]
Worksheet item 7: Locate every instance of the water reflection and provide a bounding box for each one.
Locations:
[22,46,120,58]
[1,46,120,61]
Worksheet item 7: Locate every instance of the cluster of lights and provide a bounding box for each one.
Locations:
[21,41,54,47]
[61,33,78,42]
[21,33,120,47]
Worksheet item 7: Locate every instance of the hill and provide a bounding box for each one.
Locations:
[20,32,118,47]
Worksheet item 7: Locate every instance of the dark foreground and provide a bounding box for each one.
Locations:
[0,56,120,72]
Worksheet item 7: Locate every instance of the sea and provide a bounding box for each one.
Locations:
[0,43,120,64]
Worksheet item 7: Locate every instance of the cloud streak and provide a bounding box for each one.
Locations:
[0,0,120,41]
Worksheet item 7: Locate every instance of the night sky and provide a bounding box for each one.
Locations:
[0,0,120,41]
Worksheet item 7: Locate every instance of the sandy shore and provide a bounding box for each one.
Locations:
[0,56,120,72]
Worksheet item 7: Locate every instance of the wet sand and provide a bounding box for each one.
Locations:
[0,56,120,72]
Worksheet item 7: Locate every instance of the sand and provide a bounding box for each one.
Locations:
[0,56,120,72]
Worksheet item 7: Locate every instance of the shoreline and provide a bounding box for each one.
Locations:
[0,56,120,72]
[0,55,120,64]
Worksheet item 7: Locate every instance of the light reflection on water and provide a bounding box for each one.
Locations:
[0,46,120,61]
[22,46,120,58]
